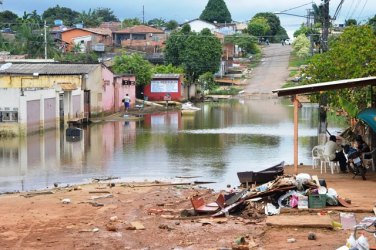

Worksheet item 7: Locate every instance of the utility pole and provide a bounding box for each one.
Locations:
[44,20,47,59]
[142,5,145,24]
[322,0,330,52]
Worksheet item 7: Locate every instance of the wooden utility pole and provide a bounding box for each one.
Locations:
[322,0,330,52]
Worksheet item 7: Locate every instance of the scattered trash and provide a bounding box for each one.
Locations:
[61,198,71,204]
[92,228,99,233]
[308,232,317,240]
[130,221,145,230]
[265,203,280,216]
[110,216,118,222]
[90,194,113,200]
[21,191,54,198]
[340,212,357,230]
[287,238,296,243]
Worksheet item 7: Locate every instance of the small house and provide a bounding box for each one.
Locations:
[143,74,184,101]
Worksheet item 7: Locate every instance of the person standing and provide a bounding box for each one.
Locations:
[123,94,130,112]
[324,135,348,173]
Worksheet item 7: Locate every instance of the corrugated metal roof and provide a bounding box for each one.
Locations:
[272,76,376,97]
[153,74,181,79]
[0,63,100,75]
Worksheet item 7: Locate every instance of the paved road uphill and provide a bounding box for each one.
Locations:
[245,43,292,96]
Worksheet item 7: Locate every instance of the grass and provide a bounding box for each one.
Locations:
[248,52,262,69]
[289,52,309,68]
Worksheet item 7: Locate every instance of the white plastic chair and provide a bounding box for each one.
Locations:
[362,148,376,171]
[311,146,323,169]
[321,155,340,174]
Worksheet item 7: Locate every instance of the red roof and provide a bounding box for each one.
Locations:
[113,25,164,34]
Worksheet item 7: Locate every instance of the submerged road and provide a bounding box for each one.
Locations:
[244,43,292,95]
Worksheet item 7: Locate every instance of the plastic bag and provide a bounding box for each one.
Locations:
[326,187,338,206]
[277,190,297,208]
[290,195,299,208]
[346,233,357,249]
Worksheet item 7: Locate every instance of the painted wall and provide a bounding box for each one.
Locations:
[61,29,112,51]
[143,77,183,101]
[0,88,60,135]
[101,66,116,113]
[115,76,136,110]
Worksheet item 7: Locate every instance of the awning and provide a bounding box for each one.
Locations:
[272,76,376,96]
[59,83,77,91]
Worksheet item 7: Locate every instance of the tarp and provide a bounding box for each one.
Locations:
[357,108,376,132]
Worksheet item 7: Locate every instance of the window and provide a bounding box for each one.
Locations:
[0,111,18,122]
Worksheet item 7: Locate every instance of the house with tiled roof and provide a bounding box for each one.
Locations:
[113,25,166,53]
[61,28,113,52]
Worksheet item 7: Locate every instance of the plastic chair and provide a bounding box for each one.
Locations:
[312,146,323,169]
[321,155,340,174]
[362,148,376,171]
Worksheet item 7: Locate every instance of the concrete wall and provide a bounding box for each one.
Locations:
[0,88,59,136]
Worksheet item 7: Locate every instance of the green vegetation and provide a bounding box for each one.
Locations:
[303,25,376,118]
[292,34,310,59]
[199,0,232,23]
[164,27,222,83]
[224,33,259,55]
[251,12,288,42]
[113,53,153,86]
[247,17,270,37]
[209,86,242,95]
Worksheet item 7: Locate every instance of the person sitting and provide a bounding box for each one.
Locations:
[354,135,371,159]
[324,135,348,173]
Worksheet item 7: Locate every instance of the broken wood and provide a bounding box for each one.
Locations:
[88,191,111,194]
[92,176,119,182]
[121,181,216,188]
[21,191,54,198]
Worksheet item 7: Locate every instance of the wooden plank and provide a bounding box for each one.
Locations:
[266,215,333,229]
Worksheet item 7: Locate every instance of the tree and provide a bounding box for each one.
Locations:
[253,12,282,42]
[0,10,18,29]
[292,34,310,59]
[122,18,142,28]
[345,19,357,26]
[224,33,259,54]
[148,18,165,28]
[303,25,376,115]
[368,15,376,32]
[153,64,184,74]
[198,72,217,91]
[165,28,222,83]
[75,9,102,27]
[199,0,232,23]
[113,53,153,86]
[293,23,320,43]
[247,17,270,38]
[164,25,191,66]
[42,5,79,26]
[56,52,99,63]
[165,20,179,31]
[92,8,119,22]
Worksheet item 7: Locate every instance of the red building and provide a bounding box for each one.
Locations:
[143,74,184,101]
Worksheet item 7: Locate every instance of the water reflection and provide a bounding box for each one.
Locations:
[0,98,345,192]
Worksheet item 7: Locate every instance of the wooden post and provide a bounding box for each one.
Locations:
[294,96,299,175]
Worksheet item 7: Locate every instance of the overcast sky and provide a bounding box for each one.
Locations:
[1,0,375,37]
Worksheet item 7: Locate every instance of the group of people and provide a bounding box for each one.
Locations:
[324,134,370,173]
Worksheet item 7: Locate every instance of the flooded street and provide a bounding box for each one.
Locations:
[0,98,344,192]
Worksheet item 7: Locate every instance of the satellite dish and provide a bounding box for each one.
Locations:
[0,63,12,71]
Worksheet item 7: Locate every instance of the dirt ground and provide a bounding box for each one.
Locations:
[0,165,375,250]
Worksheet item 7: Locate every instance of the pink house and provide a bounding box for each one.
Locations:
[101,65,136,113]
